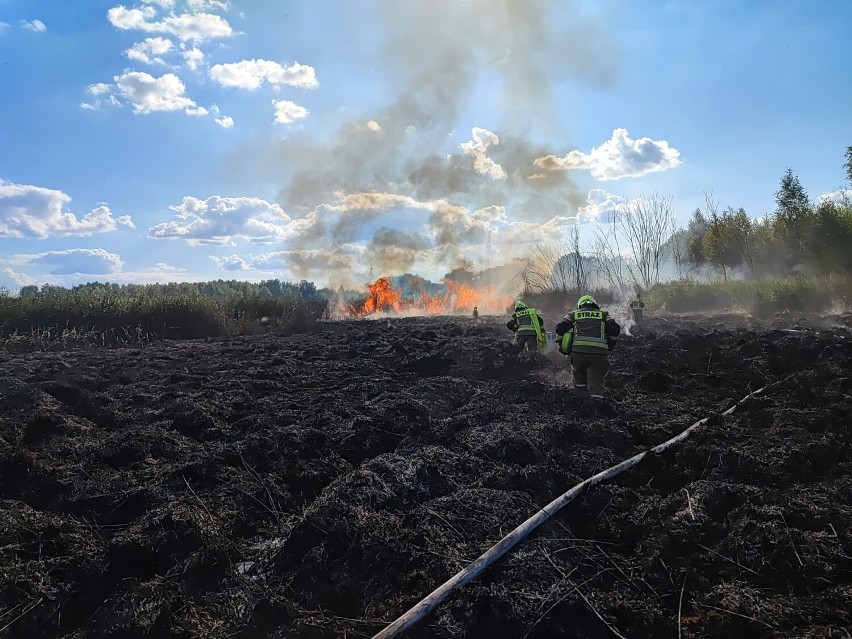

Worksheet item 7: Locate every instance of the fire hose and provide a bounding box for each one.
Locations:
[372,381,781,639]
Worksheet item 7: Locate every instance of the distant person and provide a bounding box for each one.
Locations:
[507,301,545,353]
[555,295,621,402]
[472,306,479,319]
[630,294,645,324]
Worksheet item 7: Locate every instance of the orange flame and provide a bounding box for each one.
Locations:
[357,277,511,316]
[364,277,402,314]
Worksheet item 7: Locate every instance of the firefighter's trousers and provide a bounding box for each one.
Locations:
[516,333,538,353]
[571,352,610,399]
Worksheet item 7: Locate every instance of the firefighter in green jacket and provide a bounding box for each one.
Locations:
[507,301,545,353]
[554,295,621,401]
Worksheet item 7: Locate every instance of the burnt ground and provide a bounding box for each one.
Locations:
[1,313,851,638]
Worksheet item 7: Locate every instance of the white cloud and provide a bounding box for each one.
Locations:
[149,195,291,245]
[209,59,318,90]
[117,215,136,228]
[1,266,36,287]
[142,0,177,9]
[21,19,47,32]
[88,82,112,96]
[107,5,233,42]
[12,249,124,275]
[578,188,629,221]
[187,0,231,11]
[818,189,852,205]
[209,254,252,271]
[0,22,11,34]
[125,36,173,64]
[147,262,186,272]
[534,128,682,180]
[214,115,234,128]
[460,127,506,180]
[114,71,198,114]
[366,120,381,131]
[272,99,308,124]
[182,46,205,70]
[0,179,128,238]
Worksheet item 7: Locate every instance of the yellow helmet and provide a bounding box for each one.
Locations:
[577,295,597,309]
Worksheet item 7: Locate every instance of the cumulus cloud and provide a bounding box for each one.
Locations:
[578,188,629,221]
[11,249,124,275]
[148,262,186,272]
[149,195,291,245]
[113,71,199,114]
[272,99,308,124]
[21,19,47,32]
[535,128,682,180]
[366,120,381,132]
[125,36,173,64]
[459,127,506,180]
[209,254,252,271]
[214,115,234,128]
[818,189,852,205]
[1,266,36,287]
[0,179,130,238]
[209,59,318,90]
[182,46,205,70]
[107,5,233,42]
[187,0,231,11]
[142,0,177,9]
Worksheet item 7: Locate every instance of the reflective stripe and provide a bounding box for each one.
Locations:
[574,383,587,388]
[515,308,542,343]
[591,394,605,400]
[573,339,609,349]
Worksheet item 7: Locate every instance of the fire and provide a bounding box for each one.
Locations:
[357,277,511,316]
[364,277,402,314]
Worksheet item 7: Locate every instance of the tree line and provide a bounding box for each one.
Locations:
[525,146,852,296]
[14,278,322,301]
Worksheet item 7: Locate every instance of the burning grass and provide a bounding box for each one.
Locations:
[348,277,514,317]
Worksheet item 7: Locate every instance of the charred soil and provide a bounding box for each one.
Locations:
[1,313,851,638]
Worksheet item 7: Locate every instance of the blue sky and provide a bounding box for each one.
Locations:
[1,0,850,291]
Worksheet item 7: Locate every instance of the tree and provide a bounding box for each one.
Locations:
[617,191,676,289]
[775,168,809,213]
[563,225,588,292]
[592,222,628,290]
[773,168,812,263]
[845,146,852,185]
[298,280,317,299]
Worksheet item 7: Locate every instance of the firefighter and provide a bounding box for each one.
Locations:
[507,301,545,353]
[630,293,645,324]
[555,295,620,401]
[472,306,479,319]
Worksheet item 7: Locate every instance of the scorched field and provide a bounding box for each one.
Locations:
[1,313,850,638]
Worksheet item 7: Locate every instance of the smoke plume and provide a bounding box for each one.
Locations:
[236,0,618,285]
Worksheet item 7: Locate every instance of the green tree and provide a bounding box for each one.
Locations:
[845,146,852,185]
[773,168,812,264]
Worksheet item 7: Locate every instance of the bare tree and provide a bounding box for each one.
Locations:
[592,222,628,290]
[618,191,676,289]
[523,226,591,294]
[670,225,687,279]
[522,241,566,293]
[564,225,589,292]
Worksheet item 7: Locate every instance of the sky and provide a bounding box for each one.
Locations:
[1,0,851,292]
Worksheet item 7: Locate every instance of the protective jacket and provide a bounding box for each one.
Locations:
[555,306,620,355]
[507,308,545,345]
